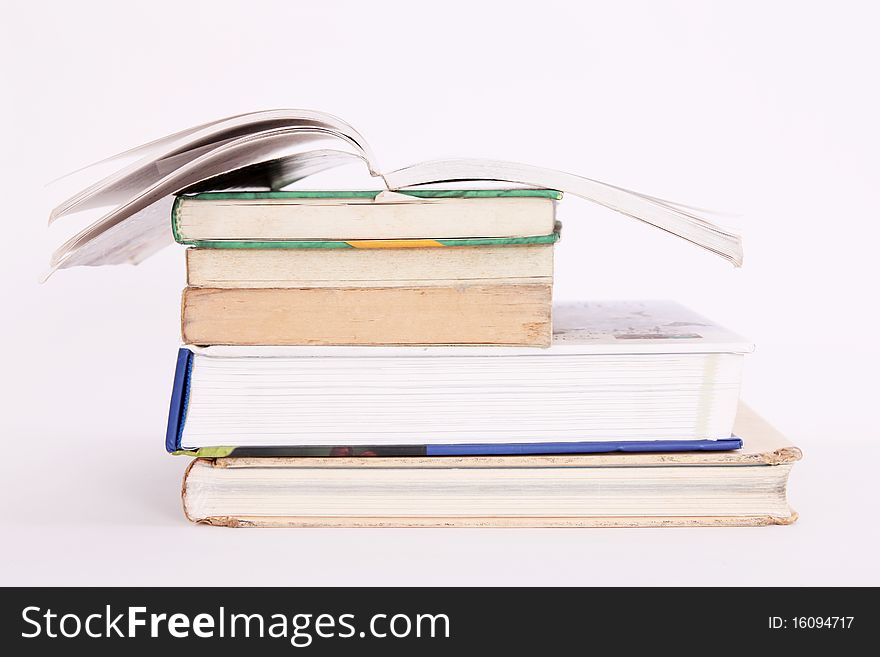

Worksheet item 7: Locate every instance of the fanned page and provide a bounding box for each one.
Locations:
[49,109,380,222]
[49,148,363,274]
[46,109,380,274]
[46,110,743,274]
[384,159,743,267]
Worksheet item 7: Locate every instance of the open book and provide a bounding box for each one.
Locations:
[46,109,743,275]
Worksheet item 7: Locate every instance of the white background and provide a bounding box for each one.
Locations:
[2,0,878,585]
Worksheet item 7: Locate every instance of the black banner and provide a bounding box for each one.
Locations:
[0,587,873,654]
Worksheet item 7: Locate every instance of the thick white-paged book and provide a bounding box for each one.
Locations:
[166,301,753,457]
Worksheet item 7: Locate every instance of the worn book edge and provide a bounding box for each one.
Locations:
[204,447,802,469]
[185,513,799,528]
[180,403,800,527]
[180,284,553,347]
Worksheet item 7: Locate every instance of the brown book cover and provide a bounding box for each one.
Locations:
[181,284,552,346]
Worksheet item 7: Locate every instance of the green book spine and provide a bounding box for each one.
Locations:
[172,189,563,247]
[176,233,558,249]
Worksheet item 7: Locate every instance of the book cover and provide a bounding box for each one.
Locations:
[172,189,563,247]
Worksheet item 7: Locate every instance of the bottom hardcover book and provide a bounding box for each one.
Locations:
[180,404,801,528]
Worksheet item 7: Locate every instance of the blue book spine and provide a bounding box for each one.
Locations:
[175,438,743,457]
[425,438,743,456]
[165,348,194,453]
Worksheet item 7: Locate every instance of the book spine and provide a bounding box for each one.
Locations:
[171,196,184,244]
[165,348,194,452]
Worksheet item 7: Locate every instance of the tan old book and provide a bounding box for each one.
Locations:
[181,404,801,528]
[180,284,553,346]
[185,244,554,289]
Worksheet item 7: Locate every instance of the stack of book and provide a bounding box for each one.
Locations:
[166,191,799,527]
[46,110,801,527]
[174,189,559,346]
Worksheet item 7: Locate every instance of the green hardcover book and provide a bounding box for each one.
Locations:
[171,189,562,248]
